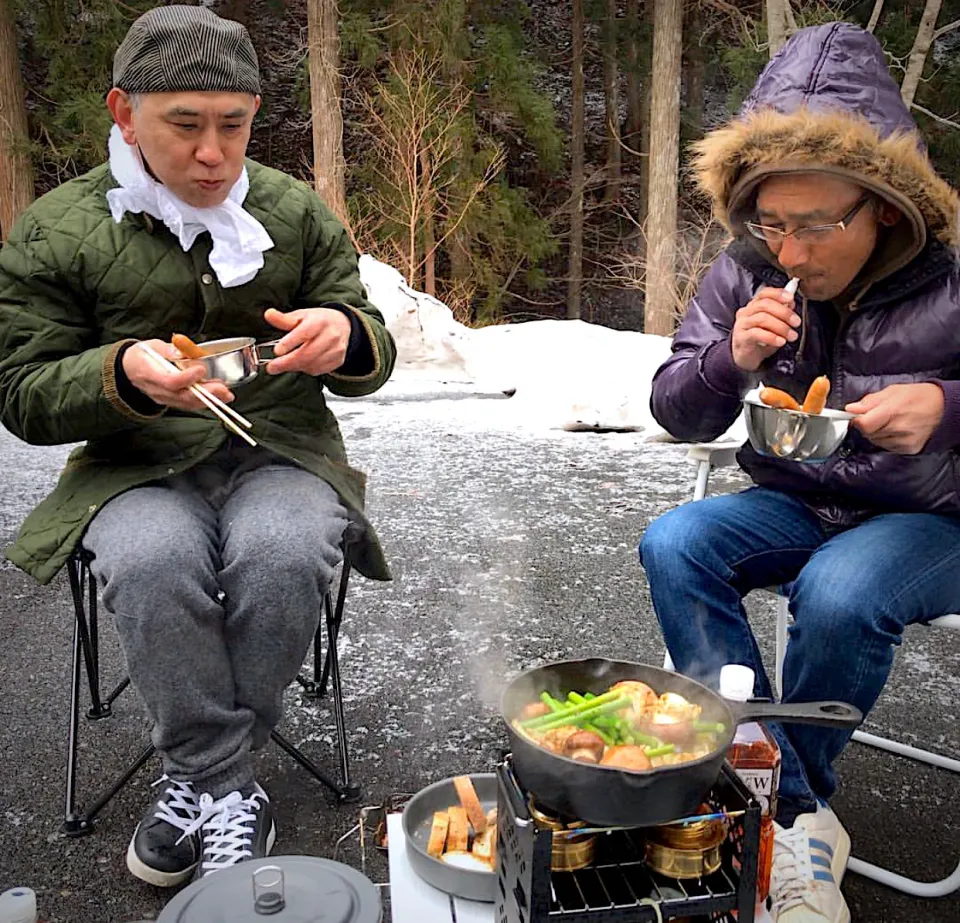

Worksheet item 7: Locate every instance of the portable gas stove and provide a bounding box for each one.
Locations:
[495,755,762,923]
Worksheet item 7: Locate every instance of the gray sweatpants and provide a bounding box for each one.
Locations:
[82,441,350,798]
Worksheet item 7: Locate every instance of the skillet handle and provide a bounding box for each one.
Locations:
[732,699,862,728]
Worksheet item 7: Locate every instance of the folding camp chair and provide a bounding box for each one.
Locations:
[61,541,362,837]
[661,443,960,898]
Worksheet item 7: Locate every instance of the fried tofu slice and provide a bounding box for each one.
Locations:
[426,811,449,859]
[453,776,487,835]
[471,822,497,867]
[446,806,470,852]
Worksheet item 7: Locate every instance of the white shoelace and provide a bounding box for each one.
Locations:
[150,775,201,835]
[770,826,817,914]
[178,790,266,874]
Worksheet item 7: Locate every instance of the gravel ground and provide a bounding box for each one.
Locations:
[0,383,957,922]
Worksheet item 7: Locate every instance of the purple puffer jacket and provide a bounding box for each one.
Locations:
[652,23,960,527]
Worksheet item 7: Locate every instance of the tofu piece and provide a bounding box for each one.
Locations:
[426,811,449,859]
[454,776,488,835]
[446,805,470,852]
[471,822,497,868]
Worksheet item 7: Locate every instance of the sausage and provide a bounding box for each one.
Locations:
[801,376,831,415]
[759,387,802,412]
[172,333,207,359]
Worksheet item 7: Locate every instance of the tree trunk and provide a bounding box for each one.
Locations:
[684,4,705,139]
[568,0,585,320]
[644,0,682,336]
[602,0,621,203]
[308,0,348,225]
[420,149,436,297]
[766,0,790,58]
[637,0,653,229]
[0,0,33,240]
[901,0,943,109]
[866,0,885,33]
[625,0,642,159]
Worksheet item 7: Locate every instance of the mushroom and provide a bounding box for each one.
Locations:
[540,725,581,753]
[562,730,606,763]
[599,745,652,772]
[648,710,695,747]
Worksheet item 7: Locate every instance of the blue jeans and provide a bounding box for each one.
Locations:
[638,487,960,826]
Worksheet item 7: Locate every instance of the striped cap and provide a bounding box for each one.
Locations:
[113,5,260,95]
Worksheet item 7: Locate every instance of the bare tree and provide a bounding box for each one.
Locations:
[568,0,585,320]
[644,0,682,336]
[866,0,885,32]
[0,0,33,239]
[901,0,943,109]
[602,0,621,203]
[308,0,348,225]
[354,50,504,289]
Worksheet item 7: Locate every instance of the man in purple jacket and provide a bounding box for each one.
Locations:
[639,23,959,923]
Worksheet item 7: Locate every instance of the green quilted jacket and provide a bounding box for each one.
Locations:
[0,160,396,585]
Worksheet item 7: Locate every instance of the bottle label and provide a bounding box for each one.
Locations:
[735,767,780,816]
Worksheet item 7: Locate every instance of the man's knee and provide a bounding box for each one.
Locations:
[639,503,707,573]
[91,523,217,598]
[223,516,346,591]
[789,567,896,648]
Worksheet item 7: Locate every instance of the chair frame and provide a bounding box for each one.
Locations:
[682,443,960,898]
[62,545,361,838]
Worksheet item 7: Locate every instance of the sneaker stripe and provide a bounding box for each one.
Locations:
[810,854,831,868]
[813,869,835,883]
[808,837,834,857]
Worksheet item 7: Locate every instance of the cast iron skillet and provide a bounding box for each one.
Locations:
[502,658,862,827]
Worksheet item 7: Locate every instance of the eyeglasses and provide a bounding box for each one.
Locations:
[745,196,870,245]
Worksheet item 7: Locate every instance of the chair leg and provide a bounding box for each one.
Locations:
[774,595,789,700]
[852,730,960,773]
[276,559,361,803]
[846,856,960,898]
[324,576,360,801]
[62,554,155,836]
[847,732,960,895]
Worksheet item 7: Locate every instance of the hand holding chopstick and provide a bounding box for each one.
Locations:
[132,341,257,446]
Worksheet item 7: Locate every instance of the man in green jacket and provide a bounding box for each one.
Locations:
[0,5,396,885]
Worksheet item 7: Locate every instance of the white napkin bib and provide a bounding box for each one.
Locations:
[106,124,274,288]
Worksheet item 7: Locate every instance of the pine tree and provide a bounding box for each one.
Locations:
[0,0,33,236]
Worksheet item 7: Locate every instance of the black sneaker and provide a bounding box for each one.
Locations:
[186,783,276,879]
[126,775,202,887]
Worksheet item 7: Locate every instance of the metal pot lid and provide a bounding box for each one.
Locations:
[156,856,381,923]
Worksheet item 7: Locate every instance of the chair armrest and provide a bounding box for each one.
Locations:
[685,443,740,469]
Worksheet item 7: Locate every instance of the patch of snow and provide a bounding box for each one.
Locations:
[359,254,746,442]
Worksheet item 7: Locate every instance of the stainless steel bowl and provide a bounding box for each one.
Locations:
[174,337,281,386]
[743,398,854,462]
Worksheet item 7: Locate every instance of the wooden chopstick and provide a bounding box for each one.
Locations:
[135,343,258,447]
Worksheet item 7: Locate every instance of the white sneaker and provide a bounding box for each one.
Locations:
[770,804,851,923]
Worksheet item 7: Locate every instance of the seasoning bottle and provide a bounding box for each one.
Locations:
[720,664,780,905]
[0,887,38,923]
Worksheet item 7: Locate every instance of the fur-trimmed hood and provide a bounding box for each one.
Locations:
[693,22,959,253]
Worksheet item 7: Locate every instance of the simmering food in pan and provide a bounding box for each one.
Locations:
[512,680,725,770]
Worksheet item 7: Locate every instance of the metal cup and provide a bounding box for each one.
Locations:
[173,337,285,386]
[743,398,854,462]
